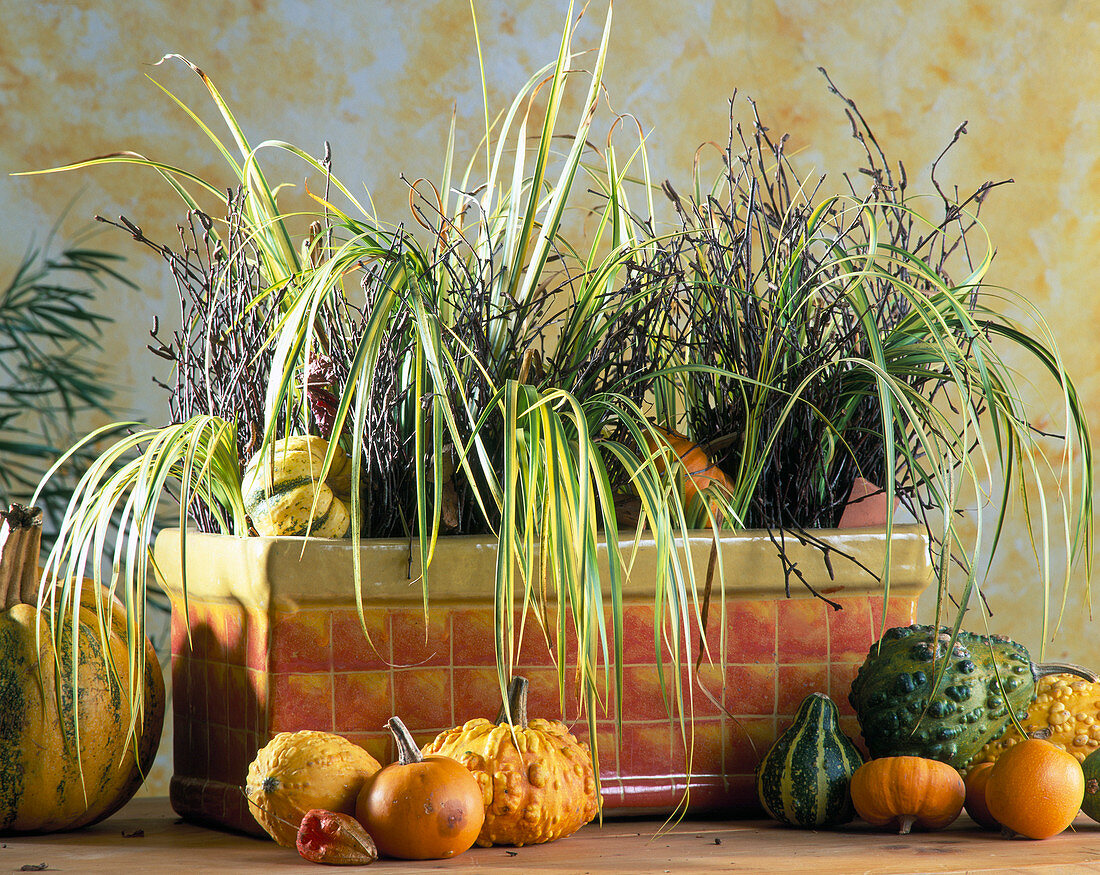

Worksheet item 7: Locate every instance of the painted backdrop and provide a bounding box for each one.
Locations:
[3,0,1099,790]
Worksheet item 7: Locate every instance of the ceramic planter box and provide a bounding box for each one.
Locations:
[156,525,932,835]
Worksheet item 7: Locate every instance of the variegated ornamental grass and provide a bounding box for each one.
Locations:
[635,87,1092,689]
[25,4,715,772]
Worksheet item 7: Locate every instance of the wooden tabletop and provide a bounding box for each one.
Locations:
[5,798,1100,874]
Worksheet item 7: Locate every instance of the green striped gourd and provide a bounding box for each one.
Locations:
[242,435,352,537]
[0,504,165,833]
[756,693,863,828]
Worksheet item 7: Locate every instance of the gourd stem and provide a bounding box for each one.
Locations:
[896,815,916,836]
[386,716,423,766]
[495,676,529,729]
[0,504,42,611]
[1035,662,1100,683]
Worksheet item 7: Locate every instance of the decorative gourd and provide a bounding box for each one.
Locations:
[644,425,734,524]
[246,730,382,848]
[356,716,484,860]
[755,693,863,828]
[962,761,999,829]
[969,672,1100,767]
[296,809,379,865]
[849,756,965,834]
[0,504,165,834]
[242,434,352,537]
[848,625,1092,769]
[422,676,600,846]
[984,738,1084,839]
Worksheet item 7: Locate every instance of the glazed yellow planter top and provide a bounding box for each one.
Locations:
[154,525,932,610]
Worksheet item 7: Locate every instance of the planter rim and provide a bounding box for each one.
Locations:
[154,524,933,610]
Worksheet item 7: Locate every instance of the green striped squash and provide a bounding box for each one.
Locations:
[756,693,863,828]
[242,435,352,538]
[0,589,164,833]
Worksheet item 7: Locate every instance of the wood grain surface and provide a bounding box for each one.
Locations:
[4,798,1100,874]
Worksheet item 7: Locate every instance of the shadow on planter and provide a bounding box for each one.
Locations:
[156,526,933,835]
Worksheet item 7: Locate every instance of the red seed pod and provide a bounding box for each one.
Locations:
[296,809,379,865]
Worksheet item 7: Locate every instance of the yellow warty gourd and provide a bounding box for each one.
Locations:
[422,677,600,847]
[969,673,1100,767]
[242,435,352,538]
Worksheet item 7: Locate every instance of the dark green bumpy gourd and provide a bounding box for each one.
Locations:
[849,625,1041,769]
[756,693,863,828]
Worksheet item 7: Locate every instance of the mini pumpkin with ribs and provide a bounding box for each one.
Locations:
[849,755,966,834]
[423,676,600,846]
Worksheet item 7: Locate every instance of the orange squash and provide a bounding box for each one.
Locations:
[0,504,165,834]
[644,425,734,525]
[849,756,965,834]
[357,716,484,860]
[963,761,999,829]
[984,738,1084,839]
[423,676,600,846]
[245,730,382,848]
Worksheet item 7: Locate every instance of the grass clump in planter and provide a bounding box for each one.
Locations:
[628,70,1091,633]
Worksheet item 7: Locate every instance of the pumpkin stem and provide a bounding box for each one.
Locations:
[0,503,42,610]
[1035,662,1099,683]
[896,815,917,836]
[386,716,424,766]
[495,676,529,729]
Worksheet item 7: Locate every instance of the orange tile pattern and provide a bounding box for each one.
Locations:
[169,593,918,834]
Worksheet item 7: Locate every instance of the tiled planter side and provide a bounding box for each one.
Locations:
[170,600,271,833]
[160,527,930,835]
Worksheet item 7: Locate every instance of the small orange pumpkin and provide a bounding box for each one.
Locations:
[356,716,484,860]
[984,738,1084,839]
[849,756,965,834]
[963,762,999,829]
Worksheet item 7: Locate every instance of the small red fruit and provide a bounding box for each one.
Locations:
[296,808,379,865]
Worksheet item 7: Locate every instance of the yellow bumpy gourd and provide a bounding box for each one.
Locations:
[422,677,600,847]
[245,730,381,847]
[969,673,1100,767]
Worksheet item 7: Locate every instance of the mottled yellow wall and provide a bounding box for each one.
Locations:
[3,0,1099,788]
